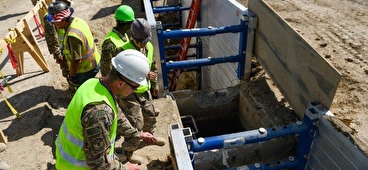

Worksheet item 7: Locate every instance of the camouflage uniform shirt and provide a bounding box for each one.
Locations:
[82,100,141,169]
[100,28,129,77]
[43,14,62,60]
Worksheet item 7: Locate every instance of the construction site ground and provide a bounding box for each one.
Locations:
[0,0,367,169]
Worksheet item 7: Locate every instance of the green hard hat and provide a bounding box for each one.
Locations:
[114,5,135,22]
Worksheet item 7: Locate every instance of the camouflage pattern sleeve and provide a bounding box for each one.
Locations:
[81,102,128,170]
[150,52,158,89]
[43,17,62,60]
[116,107,142,139]
[100,39,116,77]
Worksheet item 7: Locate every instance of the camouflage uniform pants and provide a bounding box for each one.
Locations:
[118,90,159,153]
[59,57,69,78]
[43,18,69,78]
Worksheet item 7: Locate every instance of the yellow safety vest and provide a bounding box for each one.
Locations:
[63,17,101,73]
[121,41,154,93]
[55,78,118,169]
[57,29,65,49]
[101,29,129,50]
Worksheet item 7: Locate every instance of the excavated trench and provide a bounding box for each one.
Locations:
[153,1,298,168]
[170,85,298,169]
[174,87,242,138]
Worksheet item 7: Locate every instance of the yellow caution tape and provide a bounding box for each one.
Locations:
[1,93,20,119]
[0,71,12,93]
[4,30,17,44]
[4,38,16,45]
[0,70,18,118]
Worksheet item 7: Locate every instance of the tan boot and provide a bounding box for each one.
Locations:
[121,151,143,165]
[154,137,166,146]
[128,153,143,165]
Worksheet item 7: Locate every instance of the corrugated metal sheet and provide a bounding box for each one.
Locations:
[182,0,247,89]
[203,0,246,89]
[306,117,368,169]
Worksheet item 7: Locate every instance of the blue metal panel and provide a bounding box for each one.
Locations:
[153,6,189,13]
[189,122,308,152]
[162,25,244,39]
[227,157,300,170]
[158,22,246,90]
[166,55,241,70]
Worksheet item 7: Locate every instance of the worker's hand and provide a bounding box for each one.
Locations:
[147,71,156,80]
[140,132,157,145]
[152,88,159,97]
[125,162,140,170]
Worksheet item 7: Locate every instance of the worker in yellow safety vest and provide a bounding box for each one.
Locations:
[44,0,73,78]
[55,49,158,170]
[100,5,135,77]
[50,1,100,92]
[114,18,166,165]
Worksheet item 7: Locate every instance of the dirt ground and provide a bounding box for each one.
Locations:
[0,0,367,169]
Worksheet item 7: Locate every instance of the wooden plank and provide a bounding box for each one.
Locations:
[248,0,341,118]
[16,52,24,75]
[14,24,49,74]
[0,129,7,144]
[0,0,48,56]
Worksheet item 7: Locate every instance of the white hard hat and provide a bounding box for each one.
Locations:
[112,49,149,85]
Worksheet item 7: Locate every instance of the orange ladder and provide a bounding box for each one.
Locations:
[170,0,201,91]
